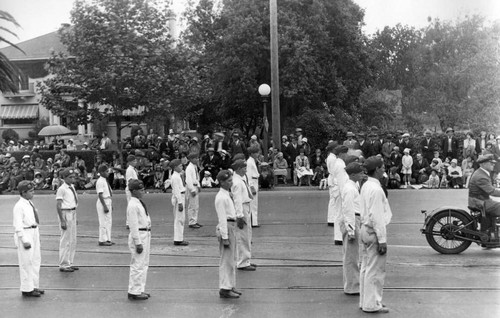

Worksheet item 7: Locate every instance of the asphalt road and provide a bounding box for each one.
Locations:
[0,187,499,318]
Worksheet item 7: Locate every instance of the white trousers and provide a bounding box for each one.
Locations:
[59,210,77,268]
[249,180,259,226]
[328,186,342,241]
[96,198,112,242]
[186,193,199,226]
[340,216,361,294]
[16,228,41,292]
[359,224,387,312]
[218,222,236,290]
[125,189,131,226]
[172,198,185,242]
[128,231,151,295]
[236,203,252,268]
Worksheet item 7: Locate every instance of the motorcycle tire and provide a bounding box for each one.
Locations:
[425,209,472,254]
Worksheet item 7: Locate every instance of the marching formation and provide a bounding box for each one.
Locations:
[12,145,393,314]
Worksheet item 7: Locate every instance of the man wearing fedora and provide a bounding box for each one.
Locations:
[343,132,359,149]
[13,180,44,297]
[468,154,500,238]
[442,127,459,160]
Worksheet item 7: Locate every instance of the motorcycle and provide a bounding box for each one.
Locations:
[420,205,500,254]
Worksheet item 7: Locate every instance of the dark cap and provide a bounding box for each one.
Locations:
[187,153,199,160]
[128,179,144,191]
[18,180,34,193]
[232,153,246,162]
[231,159,247,170]
[345,162,364,175]
[60,167,77,178]
[216,170,232,182]
[363,156,384,171]
[344,155,360,165]
[127,155,136,162]
[477,154,497,164]
[169,159,182,169]
[334,145,349,155]
[98,164,109,174]
[248,146,260,154]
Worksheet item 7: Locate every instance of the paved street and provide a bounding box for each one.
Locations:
[0,188,499,318]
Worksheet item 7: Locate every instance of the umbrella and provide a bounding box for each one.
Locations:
[38,124,72,137]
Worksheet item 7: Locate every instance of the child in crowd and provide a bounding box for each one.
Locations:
[426,169,440,189]
[388,166,401,189]
[201,171,217,188]
[154,164,165,189]
[440,165,449,188]
[401,148,413,188]
[462,157,475,188]
[33,171,44,190]
[51,170,61,191]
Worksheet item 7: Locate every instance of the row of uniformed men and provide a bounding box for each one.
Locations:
[13,146,262,299]
[327,143,393,314]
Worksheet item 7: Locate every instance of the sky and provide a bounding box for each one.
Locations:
[1,0,499,46]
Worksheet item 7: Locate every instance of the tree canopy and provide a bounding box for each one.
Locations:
[0,10,23,93]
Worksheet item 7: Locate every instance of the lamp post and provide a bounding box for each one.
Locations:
[258,83,271,161]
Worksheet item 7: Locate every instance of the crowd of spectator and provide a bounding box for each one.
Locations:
[1,126,499,193]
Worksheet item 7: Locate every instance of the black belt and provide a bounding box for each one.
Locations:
[227,219,236,222]
[138,228,151,231]
[355,213,361,216]
[62,208,76,211]
[23,225,38,229]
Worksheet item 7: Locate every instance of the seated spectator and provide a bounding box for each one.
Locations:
[259,162,274,189]
[440,167,449,188]
[20,155,34,181]
[33,171,44,190]
[447,159,463,188]
[423,169,441,189]
[310,148,325,186]
[201,148,221,178]
[153,164,165,189]
[0,166,10,192]
[51,170,62,191]
[412,153,430,184]
[389,146,402,172]
[8,163,23,191]
[66,138,77,151]
[219,149,232,170]
[59,150,71,167]
[387,166,401,189]
[273,152,288,184]
[81,141,91,150]
[294,148,313,186]
[461,157,475,188]
[201,171,217,188]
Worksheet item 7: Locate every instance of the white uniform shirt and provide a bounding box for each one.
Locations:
[214,188,237,240]
[326,153,337,186]
[332,158,349,190]
[185,162,200,194]
[125,165,138,190]
[171,171,186,205]
[360,177,392,244]
[56,182,78,209]
[13,197,38,243]
[231,173,252,219]
[340,179,361,236]
[127,197,151,245]
[96,176,112,198]
[246,157,259,182]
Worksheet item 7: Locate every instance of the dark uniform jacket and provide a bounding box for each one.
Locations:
[419,138,438,163]
[441,136,459,159]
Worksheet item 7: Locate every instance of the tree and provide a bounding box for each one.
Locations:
[38,0,183,150]
[0,10,24,93]
[182,0,374,137]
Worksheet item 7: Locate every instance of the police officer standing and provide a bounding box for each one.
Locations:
[170,159,188,246]
[56,167,79,273]
[13,180,44,297]
[127,179,151,300]
[96,164,113,246]
[214,170,242,299]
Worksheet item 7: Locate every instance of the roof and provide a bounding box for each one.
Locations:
[0,31,67,61]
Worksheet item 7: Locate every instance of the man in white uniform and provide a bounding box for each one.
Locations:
[340,162,364,295]
[326,142,338,227]
[96,164,113,246]
[13,180,44,297]
[331,145,350,245]
[214,170,242,299]
[186,153,202,229]
[127,179,151,300]
[246,146,260,227]
[56,167,79,272]
[170,159,188,246]
[359,156,392,313]
[125,155,139,229]
[232,159,257,271]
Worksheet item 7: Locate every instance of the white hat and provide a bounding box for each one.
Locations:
[302,137,308,143]
[451,158,458,164]
[251,135,257,140]
[83,142,88,145]
[204,171,211,176]
[402,133,410,138]
[192,137,198,142]
[24,140,29,143]
[9,140,14,144]
[22,155,30,159]
[403,148,410,153]
[169,129,174,134]
[5,153,11,157]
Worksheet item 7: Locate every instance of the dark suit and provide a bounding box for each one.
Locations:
[419,138,438,163]
[412,158,430,184]
[229,140,247,157]
[359,140,371,158]
[399,140,413,155]
[285,143,300,166]
[441,136,459,159]
[468,168,500,230]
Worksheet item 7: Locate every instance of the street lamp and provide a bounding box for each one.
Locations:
[258,83,271,161]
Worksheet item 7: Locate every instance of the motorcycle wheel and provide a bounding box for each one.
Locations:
[425,209,472,254]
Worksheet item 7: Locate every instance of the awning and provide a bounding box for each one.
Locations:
[0,105,39,119]
[122,106,145,116]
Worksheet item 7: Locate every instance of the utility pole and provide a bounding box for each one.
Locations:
[270,0,281,151]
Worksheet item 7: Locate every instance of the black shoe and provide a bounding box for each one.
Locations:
[126,225,130,230]
[128,293,148,300]
[174,241,189,246]
[99,241,113,246]
[345,292,360,296]
[334,240,343,246]
[34,288,45,295]
[22,290,41,297]
[219,289,240,299]
[328,223,334,227]
[196,223,203,227]
[231,288,242,295]
[188,224,201,229]
[107,241,116,245]
[250,263,258,268]
[237,265,256,271]
[59,267,74,272]
[141,292,151,298]
[252,225,260,228]
[70,266,79,270]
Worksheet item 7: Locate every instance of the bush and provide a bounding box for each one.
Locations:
[2,128,19,143]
